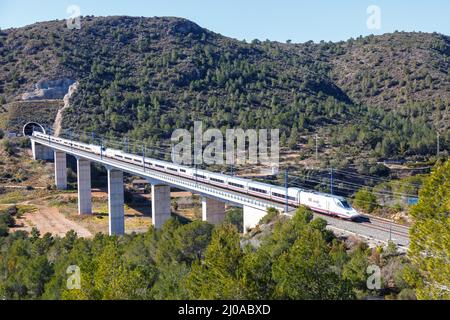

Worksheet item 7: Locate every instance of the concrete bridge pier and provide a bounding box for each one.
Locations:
[151,184,171,229]
[202,197,226,224]
[107,167,125,235]
[77,158,92,215]
[243,205,269,233]
[54,150,67,190]
[31,140,54,160]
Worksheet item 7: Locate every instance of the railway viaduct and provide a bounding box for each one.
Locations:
[25,123,286,235]
[23,123,410,248]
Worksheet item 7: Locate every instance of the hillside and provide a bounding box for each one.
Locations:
[0,100,63,133]
[0,16,449,160]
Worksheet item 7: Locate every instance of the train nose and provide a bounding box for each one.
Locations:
[349,210,362,220]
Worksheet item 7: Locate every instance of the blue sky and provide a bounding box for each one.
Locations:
[0,0,449,42]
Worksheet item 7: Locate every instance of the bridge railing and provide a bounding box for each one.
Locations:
[146,166,279,210]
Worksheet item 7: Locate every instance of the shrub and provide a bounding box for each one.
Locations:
[224,208,243,233]
[259,207,279,225]
[2,139,15,156]
[353,188,378,213]
[369,163,391,177]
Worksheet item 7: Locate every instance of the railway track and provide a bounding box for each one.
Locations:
[303,211,411,247]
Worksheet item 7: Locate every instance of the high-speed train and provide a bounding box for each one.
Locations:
[34,132,361,220]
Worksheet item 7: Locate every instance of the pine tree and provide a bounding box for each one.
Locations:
[406,160,450,299]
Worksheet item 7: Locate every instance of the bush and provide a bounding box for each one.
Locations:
[2,139,15,156]
[18,137,31,148]
[0,224,8,237]
[397,288,416,300]
[353,188,378,213]
[224,208,243,233]
[0,206,16,228]
[0,129,4,140]
[369,163,391,177]
[259,207,279,225]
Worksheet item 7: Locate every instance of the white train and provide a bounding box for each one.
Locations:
[34,132,361,220]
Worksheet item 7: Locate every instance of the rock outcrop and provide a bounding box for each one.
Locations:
[21,78,76,101]
[53,81,79,137]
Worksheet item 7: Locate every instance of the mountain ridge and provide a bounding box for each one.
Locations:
[0,16,448,160]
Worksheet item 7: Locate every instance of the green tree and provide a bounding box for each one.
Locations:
[406,160,450,299]
[353,188,378,213]
[270,208,354,299]
[185,224,246,299]
[2,139,15,156]
[288,126,299,149]
[342,244,370,294]
[223,208,243,233]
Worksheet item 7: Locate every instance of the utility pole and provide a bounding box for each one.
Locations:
[437,131,440,156]
[195,164,198,186]
[330,167,334,195]
[315,134,319,162]
[285,168,289,213]
[69,130,73,150]
[142,145,146,171]
[125,137,129,153]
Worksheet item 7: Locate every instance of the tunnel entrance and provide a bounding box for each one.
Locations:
[23,122,46,136]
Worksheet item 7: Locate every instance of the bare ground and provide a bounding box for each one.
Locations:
[12,204,93,238]
[8,190,199,238]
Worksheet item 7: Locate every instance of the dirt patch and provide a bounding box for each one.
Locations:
[12,204,92,238]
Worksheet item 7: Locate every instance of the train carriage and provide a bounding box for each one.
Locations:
[226,176,248,192]
[270,185,301,205]
[247,181,271,197]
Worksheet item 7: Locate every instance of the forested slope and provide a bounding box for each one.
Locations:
[0,16,449,158]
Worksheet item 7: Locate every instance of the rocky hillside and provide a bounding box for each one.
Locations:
[0,16,448,159]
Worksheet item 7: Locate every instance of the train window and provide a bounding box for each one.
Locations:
[179,169,186,173]
[249,187,267,194]
[272,192,295,200]
[272,192,284,198]
[337,199,351,209]
[155,164,165,169]
[167,167,178,172]
[133,159,141,163]
[210,177,224,183]
[194,174,206,179]
[125,157,132,161]
[228,182,244,189]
